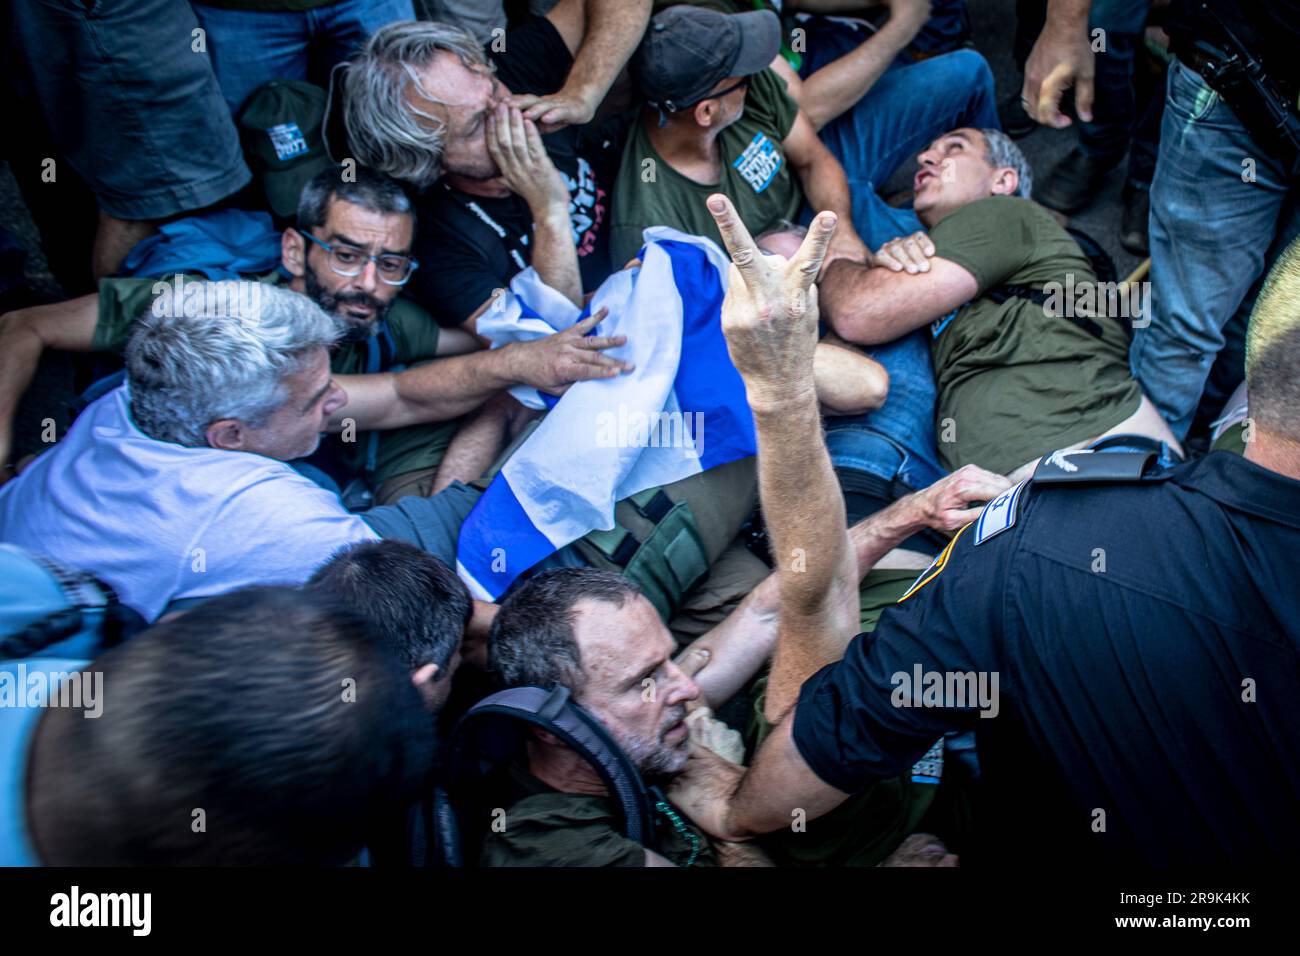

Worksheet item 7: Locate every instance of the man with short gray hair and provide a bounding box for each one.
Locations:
[0,282,371,621]
[0,278,583,622]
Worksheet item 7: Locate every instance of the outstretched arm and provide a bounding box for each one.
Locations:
[331,310,631,432]
[0,294,100,479]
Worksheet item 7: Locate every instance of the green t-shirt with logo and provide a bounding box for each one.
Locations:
[927,196,1142,476]
[92,271,458,486]
[610,68,801,266]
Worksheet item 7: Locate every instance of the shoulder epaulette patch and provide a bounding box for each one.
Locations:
[974,477,1029,546]
[1033,448,1154,483]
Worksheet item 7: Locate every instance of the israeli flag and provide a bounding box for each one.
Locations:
[456,227,756,601]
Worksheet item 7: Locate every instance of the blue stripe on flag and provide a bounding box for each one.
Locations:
[658,240,756,469]
[455,478,555,600]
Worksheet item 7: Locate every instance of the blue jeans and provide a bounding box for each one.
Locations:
[1133,59,1300,440]
[192,0,415,116]
[799,24,997,493]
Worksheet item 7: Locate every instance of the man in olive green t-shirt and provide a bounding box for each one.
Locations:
[816,126,1181,478]
[610,5,868,269]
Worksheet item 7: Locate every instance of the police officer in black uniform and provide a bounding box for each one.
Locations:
[670,198,1300,867]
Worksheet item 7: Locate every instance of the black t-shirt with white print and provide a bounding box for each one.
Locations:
[409,14,627,327]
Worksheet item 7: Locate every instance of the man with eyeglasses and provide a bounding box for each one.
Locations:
[0,166,631,502]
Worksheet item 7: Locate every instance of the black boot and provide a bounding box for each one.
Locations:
[1034,147,1114,215]
[1119,184,1150,257]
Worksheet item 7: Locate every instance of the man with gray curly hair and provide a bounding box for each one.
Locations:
[341,4,648,330]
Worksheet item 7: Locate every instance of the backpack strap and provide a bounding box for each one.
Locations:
[986,283,1105,340]
[435,684,658,867]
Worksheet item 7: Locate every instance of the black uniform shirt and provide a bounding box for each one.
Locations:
[793,451,1300,865]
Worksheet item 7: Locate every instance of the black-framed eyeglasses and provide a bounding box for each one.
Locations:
[298,230,419,286]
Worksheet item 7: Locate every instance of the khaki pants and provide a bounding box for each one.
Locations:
[373,466,440,507]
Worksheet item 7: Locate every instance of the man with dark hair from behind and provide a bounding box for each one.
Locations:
[307,539,472,713]
[3,587,433,865]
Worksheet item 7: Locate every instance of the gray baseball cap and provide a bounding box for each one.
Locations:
[631,6,781,113]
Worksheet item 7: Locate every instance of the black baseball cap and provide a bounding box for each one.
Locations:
[632,6,781,113]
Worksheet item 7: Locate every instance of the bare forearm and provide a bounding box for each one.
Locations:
[1045,0,1091,35]
[563,0,651,111]
[530,206,582,306]
[677,574,780,709]
[0,314,46,466]
[753,396,859,719]
[848,492,928,577]
[713,840,775,867]
[752,397,848,613]
[795,160,862,250]
[725,716,851,840]
[0,297,100,466]
[800,18,922,130]
[819,259,927,344]
[431,395,517,492]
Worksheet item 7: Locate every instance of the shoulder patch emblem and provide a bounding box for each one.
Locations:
[974,477,1029,546]
[899,524,970,603]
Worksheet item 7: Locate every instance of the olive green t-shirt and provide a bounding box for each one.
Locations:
[927,196,1142,476]
[92,271,458,485]
[610,68,801,266]
[478,768,717,867]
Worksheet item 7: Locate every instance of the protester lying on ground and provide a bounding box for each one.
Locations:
[0,279,620,622]
[665,196,1300,867]
[342,13,627,330]
[613,5,990,533]
[801,126,1180,477]
[0,167,628,499]
[0,587,433,865]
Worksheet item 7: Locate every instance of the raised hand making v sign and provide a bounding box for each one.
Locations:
[705,193,859,721]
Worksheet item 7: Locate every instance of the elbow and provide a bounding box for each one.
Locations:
[814,340,890,416]
[824,304,881,348]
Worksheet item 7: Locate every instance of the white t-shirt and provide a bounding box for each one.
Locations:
[0,385,378,621]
